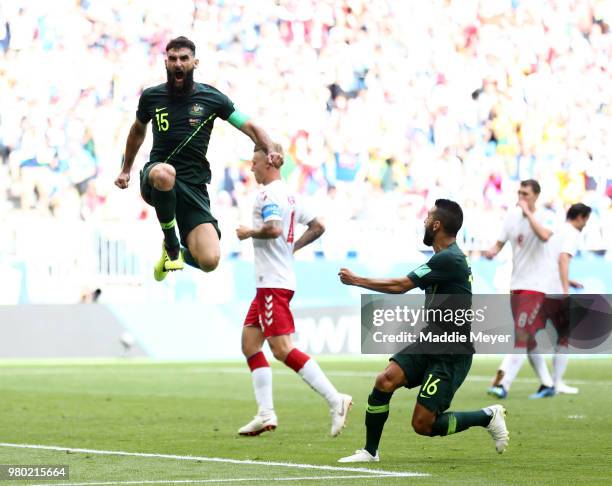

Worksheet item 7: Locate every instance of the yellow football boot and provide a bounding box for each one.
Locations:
[153,243,184,281]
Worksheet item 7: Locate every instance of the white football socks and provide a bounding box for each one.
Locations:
[251,367,274,415]
[553,350,570,386]
[298,359,340,409]
[500,353,527,390]
[528,352,554,388]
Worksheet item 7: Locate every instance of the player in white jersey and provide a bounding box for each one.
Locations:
[484,180,556,399]
[540,203,591,394]
[235,144,352,437]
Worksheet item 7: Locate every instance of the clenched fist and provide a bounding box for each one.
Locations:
[267,152,283,169]
[338,267,358,286]
[115,171,130,189]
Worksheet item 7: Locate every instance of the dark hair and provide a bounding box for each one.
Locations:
[520,179,541,194]
[166,36,196,55]
[566,203,591,220]
[433,199,463,236]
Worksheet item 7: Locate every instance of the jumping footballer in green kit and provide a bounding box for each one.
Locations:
[115,36,281,281]
[337,199,509,462]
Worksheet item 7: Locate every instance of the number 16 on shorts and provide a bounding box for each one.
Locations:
[419,373,440,398]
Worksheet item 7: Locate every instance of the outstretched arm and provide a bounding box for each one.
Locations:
[238,120,283,167]
[115,118,147,189]
[338,268,416,294]
[294,218,325,253]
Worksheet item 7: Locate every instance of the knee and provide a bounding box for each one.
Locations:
[190,248,220,272]
[242,340,260,359]
[411,416,433,436]
[269,343,290,362]
[199,254,220,272]
[150,164,176,191]
[201,253,220,272]
[272,348,288,362]
[374,371,399,393]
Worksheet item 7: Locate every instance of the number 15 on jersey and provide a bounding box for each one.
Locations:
[155,112,169,131]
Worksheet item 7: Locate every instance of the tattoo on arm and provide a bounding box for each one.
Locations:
[252,220,283,239]
[293,218,325,253]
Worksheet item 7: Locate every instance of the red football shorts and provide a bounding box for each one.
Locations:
[243,288,295,337]
[542,296,571,347]
[510,290,546,349]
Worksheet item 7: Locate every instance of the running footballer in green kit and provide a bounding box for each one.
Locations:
[115,36,282,281]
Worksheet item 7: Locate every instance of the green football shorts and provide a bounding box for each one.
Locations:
[140,162,221,246]
[390,352,473,415]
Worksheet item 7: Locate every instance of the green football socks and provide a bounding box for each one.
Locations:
[431,410,491,436]
[365,388,393,456]
[151,187,179,252]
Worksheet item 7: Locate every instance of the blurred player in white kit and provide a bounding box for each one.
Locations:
[538,203,591,394]
[484,180,557,399]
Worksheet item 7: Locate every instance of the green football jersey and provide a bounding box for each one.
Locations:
[136,82,235,185]
[407,242,474,352]
[407,242,472,296]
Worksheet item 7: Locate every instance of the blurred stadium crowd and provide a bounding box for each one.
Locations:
[1,0,611,255]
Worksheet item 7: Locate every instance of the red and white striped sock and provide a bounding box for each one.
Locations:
[247,351,274,414]
[285,348,339,408]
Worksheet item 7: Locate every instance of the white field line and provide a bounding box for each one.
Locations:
[0,443,428,479]
[31,475,413,486]
[166,367,612,386]
[0,366,610,386]
[195,368,610,386]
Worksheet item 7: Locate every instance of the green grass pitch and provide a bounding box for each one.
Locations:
[0,357,610,485]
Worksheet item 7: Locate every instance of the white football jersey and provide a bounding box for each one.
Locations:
[544,222,581,294]
[252,180,315,290]
[498,207,555,292]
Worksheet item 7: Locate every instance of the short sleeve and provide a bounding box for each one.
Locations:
[261,190,282,223]
[215,90,235,120]
[537,209,556,231]
[136,90,151,124]
[407,253,452,290]
[296,196,316,226]
[560,227,579,257]
[498,213,512,243]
